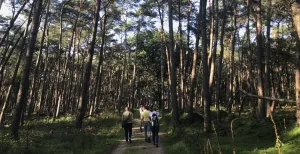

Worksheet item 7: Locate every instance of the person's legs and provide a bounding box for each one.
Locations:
[152,126,155,145]
[124,124,129,142]
[155,127,159,146]
[128,123,133,143]
[144,122,148,141]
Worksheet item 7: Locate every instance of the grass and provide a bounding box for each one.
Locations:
[160,109,300,154]
[0,113,123,154]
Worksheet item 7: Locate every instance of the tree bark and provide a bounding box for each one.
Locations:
[265,0,272,117]
[216,0,226,123]
[11,0,43,139]
[292,0,300,126]
[76,0,101,128]
[201,0,211,133]
[255,0,265,119]
[168,0,179,129]
[188,2,200,124]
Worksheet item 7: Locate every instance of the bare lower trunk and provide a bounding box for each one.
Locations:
[292,0,300,126]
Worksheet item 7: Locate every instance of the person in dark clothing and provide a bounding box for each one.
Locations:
[122,107,133,143]
[150,107,160,147]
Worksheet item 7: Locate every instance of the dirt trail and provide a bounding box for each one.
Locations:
[112,119,165,154]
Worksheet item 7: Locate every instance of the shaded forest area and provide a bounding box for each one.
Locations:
[0,0,300,153]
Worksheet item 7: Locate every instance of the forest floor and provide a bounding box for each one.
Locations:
[112,118,166,154]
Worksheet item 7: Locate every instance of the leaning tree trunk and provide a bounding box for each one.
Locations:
[168,0,179,129]
[292,0,300,126]
[76,0,102,128]
[28,0,50,119]
[11,0,43,139]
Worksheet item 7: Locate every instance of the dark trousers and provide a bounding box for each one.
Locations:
[143,121,151,140]
[152,126,159,144]
[124,123,132,141]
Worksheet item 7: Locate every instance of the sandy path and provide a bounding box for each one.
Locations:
[111,119,165,154]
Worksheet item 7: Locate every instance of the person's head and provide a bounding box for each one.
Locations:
[140,104,144,108]
[125,107,129,111]
[143,105,148,110]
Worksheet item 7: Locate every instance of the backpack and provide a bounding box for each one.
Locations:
[151,113,159,127]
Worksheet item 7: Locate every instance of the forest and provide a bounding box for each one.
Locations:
[0,0,300,153]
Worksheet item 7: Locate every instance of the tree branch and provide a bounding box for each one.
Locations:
[238,88,296,103]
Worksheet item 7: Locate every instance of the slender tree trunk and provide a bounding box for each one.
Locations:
[168,0,179,129]
[228,2,237,113]
[76,0,101,128]
[265,0,272,117]
[11,0,43,139]
[292,0,300,126]
[209,0,219,100]
[216,0,225,123]
[90,10,107,116]
[28,0,50,119]
[0,1,27,48]
[0,33,25,124]
[255,0,265,119]
[188,3,200,124]
[201,0,211,133]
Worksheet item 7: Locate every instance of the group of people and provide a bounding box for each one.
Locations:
[121,104,160,147]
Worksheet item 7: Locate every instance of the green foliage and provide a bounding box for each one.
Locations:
[0,114,122,154]
[160,110,300,154]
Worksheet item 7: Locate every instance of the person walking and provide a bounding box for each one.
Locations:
[122,107,133,143]
[150,107,160,147]
[141,105,151,143]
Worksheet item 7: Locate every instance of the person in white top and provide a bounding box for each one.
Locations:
[139,104,144,119]
[149,107,160,147]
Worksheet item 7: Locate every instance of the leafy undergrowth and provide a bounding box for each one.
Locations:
[0,113,123,154]
[160,110,300,154]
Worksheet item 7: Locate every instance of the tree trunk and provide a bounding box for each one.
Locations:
[168,0,179,129]
[265,0,272,117]
[255,0,265,119]
[228,2,237,113]
[292,0,300,126]
[11,0,43,139]
[216,0,225,123]
[75,0,101,128]
[201,0,211,133]
[188,3,200,124]
[28,0,50,119]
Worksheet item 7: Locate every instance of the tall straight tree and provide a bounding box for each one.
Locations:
[168,0,179,129]
[76,0,102,128]
[216,0,225,122]
[292,0,300,126]
[265,0,272,117]
[200,0,211,133]
[11,0,43,139]
[255,0,265,119]
[188,2,200,124]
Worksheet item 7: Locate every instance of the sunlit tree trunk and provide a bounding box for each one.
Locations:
[168,0,179,129]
